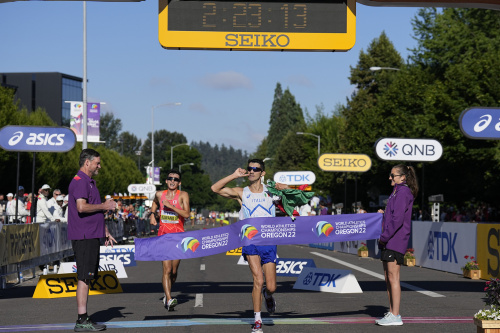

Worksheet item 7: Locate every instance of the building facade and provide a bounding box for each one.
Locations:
[0,72,83,127]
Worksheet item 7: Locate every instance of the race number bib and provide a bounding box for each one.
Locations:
[161,211,179,224]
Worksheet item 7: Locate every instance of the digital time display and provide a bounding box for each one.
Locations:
[158,0,356,51]
[166,0,347,34]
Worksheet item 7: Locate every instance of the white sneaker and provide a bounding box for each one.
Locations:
[251,320,263,333]
[376,312,403,326]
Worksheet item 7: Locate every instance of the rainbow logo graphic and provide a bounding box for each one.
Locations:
[179,237,200,253]
[240,224,258,240]
[75,103,82,109]
[91,104,99,109]
[314,221,334,237]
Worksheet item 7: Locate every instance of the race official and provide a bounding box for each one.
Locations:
[68,148,117,332]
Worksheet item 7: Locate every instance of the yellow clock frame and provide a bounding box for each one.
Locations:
[158,0,356,51]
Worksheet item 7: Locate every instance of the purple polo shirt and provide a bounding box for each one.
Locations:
[67,170,105,240]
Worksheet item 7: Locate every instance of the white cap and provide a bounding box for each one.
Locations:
[6,193,13,197]
[56,195,65,201]
[41,184,51,190]
[105,195,112,200]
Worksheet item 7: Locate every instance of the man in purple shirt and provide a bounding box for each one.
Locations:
[68,149,117,332]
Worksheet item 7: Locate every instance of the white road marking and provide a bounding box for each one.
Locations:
[310,251,445,298]
[200,264,205,270]
[195,293,203,307]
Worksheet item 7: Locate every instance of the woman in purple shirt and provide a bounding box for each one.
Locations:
[376,164,418,326]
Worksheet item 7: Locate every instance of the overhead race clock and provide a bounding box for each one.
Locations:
[158,0,356,51]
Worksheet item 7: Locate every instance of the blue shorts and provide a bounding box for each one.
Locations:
[242,245,277,265]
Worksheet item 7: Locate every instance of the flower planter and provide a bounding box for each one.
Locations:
[474,317,500,333]
[404,258,416,266]
[464,269,481,279]
[358,250,368,257]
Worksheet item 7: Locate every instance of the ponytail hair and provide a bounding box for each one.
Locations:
[394,164,419,198]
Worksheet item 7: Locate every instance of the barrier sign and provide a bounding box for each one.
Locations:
[294,267,362,293]
[375,138,443,162]
[318,154,372,172]
[58,260,128,279]
[276,258,316,277]
[127,184,156,194]
[33,271,123,298]
[0,125,76,153]
[100,245,136,267]
[459,107,500,140]
[274,171,316,185]
[226,247,242,256]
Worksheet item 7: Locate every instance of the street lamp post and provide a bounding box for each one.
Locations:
[171,143,189,169]
[179,163,194,191]
[151,102,181,182]
[296,132,321,156]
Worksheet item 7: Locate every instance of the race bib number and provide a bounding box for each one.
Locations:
[161,211,179,224]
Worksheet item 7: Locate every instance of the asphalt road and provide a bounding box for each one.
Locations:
[0,240,486,333]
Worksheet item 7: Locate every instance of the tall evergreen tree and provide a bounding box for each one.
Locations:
[266,83,305,158]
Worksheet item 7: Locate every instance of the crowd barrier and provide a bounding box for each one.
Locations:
[308,221,500,279]
[0,219,126,289]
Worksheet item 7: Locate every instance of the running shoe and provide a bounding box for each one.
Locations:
[376,312,403,326]
[167,298,178,311]
[251,320,263,333]
[375,312,390,324]
[74,317,106,332]
[262,287,276,315]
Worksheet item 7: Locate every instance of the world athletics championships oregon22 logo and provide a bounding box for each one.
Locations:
[179,237,200,253]
[384,141,398,157]
[314,221,334,237]
[241,224,258,240]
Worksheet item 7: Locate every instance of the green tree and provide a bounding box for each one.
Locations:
[99,112,122,151]
[266,83,305,158]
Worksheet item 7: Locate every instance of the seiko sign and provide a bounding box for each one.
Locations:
[127,184,156,194]
[274,171,316,185]
[459,107,500,140]
[0,125,76,153]
[318,154,372,172]
[375,138,443,162]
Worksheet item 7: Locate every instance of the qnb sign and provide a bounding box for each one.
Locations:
[127,184,156,194]
[274,171,316,185]
[318,154,372,172]
[375,138,443,162]
[0,126,76,153]
[459,107,500,140]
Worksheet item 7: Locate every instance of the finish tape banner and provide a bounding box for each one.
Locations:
[135,213,382,261]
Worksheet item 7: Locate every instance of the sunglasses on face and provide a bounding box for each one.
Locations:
[247,166,263,172]
[390,173,404,179]
[166,177,180,182]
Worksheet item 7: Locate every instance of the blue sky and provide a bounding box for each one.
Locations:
[0,1,420,153]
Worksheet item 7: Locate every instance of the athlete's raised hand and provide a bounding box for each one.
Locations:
[232,167,249,178]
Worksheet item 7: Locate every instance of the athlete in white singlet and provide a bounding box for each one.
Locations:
[212,159,288,333]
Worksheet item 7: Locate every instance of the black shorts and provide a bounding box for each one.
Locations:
[380,249,404,265]
[72,238,100,281]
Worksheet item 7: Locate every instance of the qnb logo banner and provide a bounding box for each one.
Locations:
[459,107,500,140]
[135,213,382,261]
[274,171,316,185]
[127,184,156,194]
[0,126,76,153]
[318,154,372,172]
[375,138,443,162]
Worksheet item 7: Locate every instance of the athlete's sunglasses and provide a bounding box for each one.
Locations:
[166,177,180,182]
[247,166,263,172]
